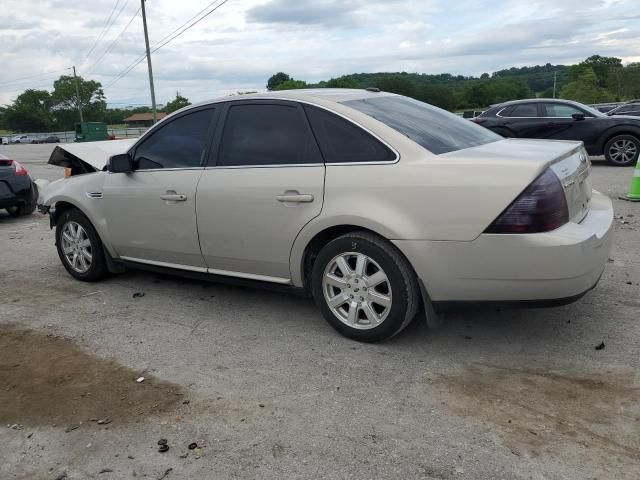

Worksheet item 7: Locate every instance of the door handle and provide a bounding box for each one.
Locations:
[276,192,314,203]
[160,193,187,201]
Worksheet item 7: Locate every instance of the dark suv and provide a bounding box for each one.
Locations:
[474,99,640,166]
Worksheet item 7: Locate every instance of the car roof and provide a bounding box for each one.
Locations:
[187,88,394,110]
[494,98,587,108]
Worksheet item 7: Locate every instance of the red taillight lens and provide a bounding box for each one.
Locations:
[471,117,486,124]
[485,169,569,234]
[13,160,28,176]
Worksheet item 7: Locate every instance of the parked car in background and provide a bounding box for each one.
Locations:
[473,99,640,166]
[0,154,38,217]
[10,134,37,144]
[40,90,612,342]
[606,100,640,118]
[38,135,61,144]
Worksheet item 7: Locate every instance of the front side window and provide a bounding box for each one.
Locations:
[543,103,587,118]
[508,103,539,118]
[304,105,395,163]
[217,103,322,166]
[133,109,215,170]
[343,96,500,155]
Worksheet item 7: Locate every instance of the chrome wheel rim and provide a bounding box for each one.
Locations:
[61,221,92,273]
[322,252,392,330]
[609,139,638,164]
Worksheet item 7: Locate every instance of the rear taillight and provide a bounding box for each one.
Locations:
[485,169,568,234]
[471,117,487,124]
[13,160,28,176]
[0,159,28,176]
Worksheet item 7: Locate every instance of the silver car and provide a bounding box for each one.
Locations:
[41,89,613,342]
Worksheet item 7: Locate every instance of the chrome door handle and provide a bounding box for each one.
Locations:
[276,192,314,203]
[160,193,187,201]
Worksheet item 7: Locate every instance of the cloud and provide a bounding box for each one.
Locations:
[0,0,638,106]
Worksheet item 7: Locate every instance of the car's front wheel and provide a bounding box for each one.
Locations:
[55,208,108,281]
[604,134,639,166]
[311,232,419,342]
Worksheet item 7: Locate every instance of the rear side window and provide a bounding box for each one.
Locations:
[343,96,500,155]
[304,105,395,163]
[134,109,215,169]
[217,104,322,166]
[508,103,539,117]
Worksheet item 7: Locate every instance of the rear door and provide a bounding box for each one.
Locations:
[497,102,546,137]
[196,100,325,281]
[102,107,218,268]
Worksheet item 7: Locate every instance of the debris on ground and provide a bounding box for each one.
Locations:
[188,442,198,450]
[132,292,145,298]
[136,377,145,383]
[53,473,67,480]
[96,418,112,425]
[158,438,168,445]
[157,468,173,480]
[98,468,114,474]
[158,444,170,453]
[595,342,606,350]
[64,425,79,432]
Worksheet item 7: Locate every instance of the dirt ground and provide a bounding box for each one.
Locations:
[0,144,639,480]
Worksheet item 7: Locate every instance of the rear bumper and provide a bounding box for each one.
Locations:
[0,177,36,209]
[394,190,613,303]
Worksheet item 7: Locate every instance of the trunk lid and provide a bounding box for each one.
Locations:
[548,147,592,224]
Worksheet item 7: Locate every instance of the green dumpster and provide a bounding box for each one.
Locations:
[75,122,109,142]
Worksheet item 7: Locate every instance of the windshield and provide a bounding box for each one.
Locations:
[342,96,501,154]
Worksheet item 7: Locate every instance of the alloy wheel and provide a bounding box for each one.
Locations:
[322,252,392,330]
[60,221,93,273]
[609,139,638,165]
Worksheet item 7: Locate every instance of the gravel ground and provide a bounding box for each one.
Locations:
[1,144,639,480]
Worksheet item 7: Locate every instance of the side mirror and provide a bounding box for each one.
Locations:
[572,113,586,121]
[107,153,134,173]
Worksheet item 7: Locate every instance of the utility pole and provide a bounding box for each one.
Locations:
[72,66,84,123]
[552,71,557,99]
[140,0,157,123]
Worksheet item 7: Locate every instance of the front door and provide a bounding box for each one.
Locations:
[197,101,325,281]
[102,107,218,269]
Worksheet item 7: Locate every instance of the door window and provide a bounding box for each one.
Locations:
[304,105,396,163]
[217,104,322,166]
[133,109,216,170]
[506,103,539,118]
[543,103,588,118]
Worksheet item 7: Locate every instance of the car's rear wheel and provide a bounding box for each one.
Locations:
[6,202,36,217]
[311,231,419,342]
[604,134,639,166]
[55,208,108,282]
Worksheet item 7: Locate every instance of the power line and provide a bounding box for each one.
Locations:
[84,6,142,76]
[104,0,231,89]
[83,0,129,62]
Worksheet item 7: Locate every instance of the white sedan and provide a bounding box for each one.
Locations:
[40,89,613,342]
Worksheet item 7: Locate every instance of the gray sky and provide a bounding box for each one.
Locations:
[0,0,638,107]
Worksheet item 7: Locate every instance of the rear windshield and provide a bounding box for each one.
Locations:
[342,96,500,154]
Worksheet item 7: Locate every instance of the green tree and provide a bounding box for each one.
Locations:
[267,72,292,90]
[325,76,359,88]
[51,75,106,129]
[561,64,610,103]
[374,75,416,97]
[3,89,53,132]
[582,55,623,90]
[163,92,191,113]
[272,79,307,90]
[417,84,456,110]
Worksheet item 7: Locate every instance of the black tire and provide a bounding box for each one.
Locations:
[55,208,108,282]
[311,231,420,342]
[604,134,639,166]
[6,202,36,217]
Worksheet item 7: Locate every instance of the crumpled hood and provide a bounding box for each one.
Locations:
[48,139,136,171]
